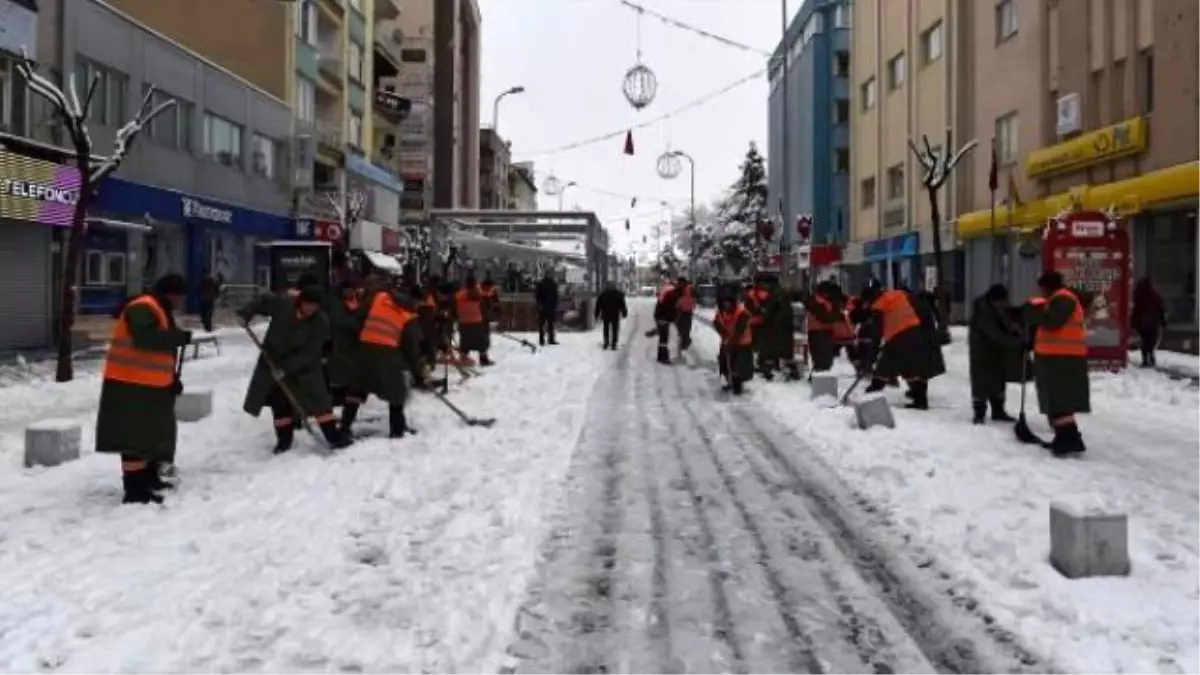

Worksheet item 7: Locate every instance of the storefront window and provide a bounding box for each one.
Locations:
[1146,209,1198,327]
[85,251,105,285]
[84,250,127,286]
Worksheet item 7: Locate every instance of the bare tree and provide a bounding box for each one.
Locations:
[322,188,368,252]
[16,49,176,382]
[908,130,976,337]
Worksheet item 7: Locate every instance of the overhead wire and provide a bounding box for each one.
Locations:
[616,0,772,56]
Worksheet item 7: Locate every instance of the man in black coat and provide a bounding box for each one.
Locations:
[968,284,1023,424]
[594,282,628,350]
[535,270,560,346]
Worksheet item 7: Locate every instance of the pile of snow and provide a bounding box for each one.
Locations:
[0,329,606,672]
[692,312,1199,674]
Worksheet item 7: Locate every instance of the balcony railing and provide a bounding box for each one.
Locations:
[316,44,344,83]
[315,119,343,150]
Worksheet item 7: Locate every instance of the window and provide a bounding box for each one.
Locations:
[996,0,1018,42]
[252,134,278,180]
[888,52,906,89]
[348,0,361,10]
[832,3,850,28]
[84,250,126,286]
[0,59,10,131]
[834,148,850,174]
[887,164,904,200]
[1090,69,1103,126]
[400,49,427,63]
[833,99,849,124]
[294,0,317,45]
[143,85,193,151]
[294,77,316,123]
[922,22,943,63]
[995,111,1018,165]
[348,42,364,83]
[861,176,876,209]
[203,113,243,168]
[860,77,876,111]
[75,57,128,126]
[834,51,850,77]
[1111,59,1126,120]
[1138,48,1154,113]
[348,112,363,148]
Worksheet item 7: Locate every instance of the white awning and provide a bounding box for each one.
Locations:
[362,250,404,274]
[448,229,587,263]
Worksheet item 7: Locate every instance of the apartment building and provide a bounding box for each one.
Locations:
[107,0,408,248]
[767,0,852,278]
[955,0,1198,338]
[848,0,963,295]
[508,161,538,211]
[432,0,481,210]
[479,127,509,209]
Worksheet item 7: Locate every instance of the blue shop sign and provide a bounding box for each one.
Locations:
[864,232,919,262]
[92,178,293,238]
[344,153,403,194]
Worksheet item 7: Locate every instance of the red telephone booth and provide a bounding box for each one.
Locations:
[1042,209,1131,370]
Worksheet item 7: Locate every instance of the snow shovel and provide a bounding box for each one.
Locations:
[497,332,538,353]
[240,323,329,450]
[1013,349,1047,446]
[427,390,496,427]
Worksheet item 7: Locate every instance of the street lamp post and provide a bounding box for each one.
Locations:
[557,181,577,211]
[668,150,696,276]
[492,85,526,136]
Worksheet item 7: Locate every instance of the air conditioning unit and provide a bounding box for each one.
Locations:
[392,27,404,44]
[1056,93,1081,138]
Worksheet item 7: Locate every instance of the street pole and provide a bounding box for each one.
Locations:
[492,85,525,137]
[558,181,577,211]
[779,0,791,279]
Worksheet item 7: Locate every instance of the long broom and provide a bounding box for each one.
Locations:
[1013,344,1047,445]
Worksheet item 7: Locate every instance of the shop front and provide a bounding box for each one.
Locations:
[90,178,294,314]
[862,231,919,289]
[0,149,80,350]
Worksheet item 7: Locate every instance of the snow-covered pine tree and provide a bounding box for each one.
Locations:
[16,49,176,382]
[713,142,769,276]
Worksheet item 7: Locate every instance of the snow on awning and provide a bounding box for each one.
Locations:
[362,250,404,274]
[449,229,586,263]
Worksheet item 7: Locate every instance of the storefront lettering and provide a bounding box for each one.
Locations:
[1026,117,1147,178]
[279,254,319,268]
[182,197,234,224]
[0,178,78,205]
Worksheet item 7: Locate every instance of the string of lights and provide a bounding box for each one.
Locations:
[527,167,690,206]
[514,67,765,158]
[616,0,772,57]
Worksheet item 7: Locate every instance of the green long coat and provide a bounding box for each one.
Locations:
[240,293,333,418]
[326,293,367,392]
[358,291,424,404]
[715,310,756,382]
[968,296,1027,401]
[1027,292,1091,417]
[803,291,841,371]
[753,288,789,361]
[95,295,192,462]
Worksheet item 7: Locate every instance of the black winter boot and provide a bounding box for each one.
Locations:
[863,378,886,394]
[320,420,354,449]
[784,362,802,381]
[480,352,494,366]
[388,404,414,438]
[273,423,295,454]
[1048,423,1086,456]
[340,403,361,436]
[657,345,671,364]
[122,470,164,505]
[904,382,929,410]
[972,399,987,424]
[731,378,745,396]
[989,397,1016,422]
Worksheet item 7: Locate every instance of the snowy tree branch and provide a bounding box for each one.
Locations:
[908,132,978,191]
[91,86,175,184]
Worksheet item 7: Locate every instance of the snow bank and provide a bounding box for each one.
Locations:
[0,329,606,673]
[693,311,1199,674]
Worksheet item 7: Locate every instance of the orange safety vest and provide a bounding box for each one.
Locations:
[360,291,414,347]
[482,285,500,302]
[832,307,856,344]
[658,284,676,303]
[871,289,921,343]
[677,286,696,313]
[1033,288,1087,357]
[455,287,484,324]
[747,288,769,326]
[716,304,753,346]
[808,295,835,331]
[419,292,437,311]
[103,295,177,388]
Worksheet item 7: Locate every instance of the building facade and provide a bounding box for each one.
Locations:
[432,0,481,210]
[767,0,851,275]
[479,127,509,210]
[507,161,537,211]
[954,0,1198,342]
[848,0,963,298]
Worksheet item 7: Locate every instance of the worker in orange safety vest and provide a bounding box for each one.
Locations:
[860,279,947,409]
[1025,270,1090,455]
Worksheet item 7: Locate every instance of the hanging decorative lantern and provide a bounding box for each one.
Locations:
[622,63,657,110]
[624,219,630,231]
[542,174,562,196]
[758,220,776,241]
[796,213,813,241]
[656,150,682,179]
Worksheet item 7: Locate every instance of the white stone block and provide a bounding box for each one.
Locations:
[810,373,839,400]
[1049,500,1131,579]
[175,388,213,422]
[853,394,895,430]
[24,419,82,468]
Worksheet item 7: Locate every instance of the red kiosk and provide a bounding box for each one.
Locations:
[1042,208,1132,370]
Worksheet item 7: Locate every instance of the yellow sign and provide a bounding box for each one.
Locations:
[1026,117,1147,178]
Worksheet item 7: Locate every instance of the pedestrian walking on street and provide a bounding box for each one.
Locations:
[594,282,628,350]
[535,270,560,346]
[1026,270,1090,455]
[968,284,1024,424]
[1131,277,1168,367]
[674,276,696,351]
[197,270,220,333]
[95,273,193,504]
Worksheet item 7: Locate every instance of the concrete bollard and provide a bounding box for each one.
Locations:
[810,373,839,400]
[1049,501,1131,579]
[853,395,895,430]
[24,419,83,468]
[175,388,214,422]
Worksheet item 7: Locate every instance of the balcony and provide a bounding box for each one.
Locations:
[373,90,411,124]
[317,0,345,21]
[315,119,344,153]
[374,25,403,69]
[375,0,400,21]
[316,44,344,87]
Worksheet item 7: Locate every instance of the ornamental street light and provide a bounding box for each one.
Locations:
[492,85,526,136]
[666,150,696,276]
[557,180,578,211]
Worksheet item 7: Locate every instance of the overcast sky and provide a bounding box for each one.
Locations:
[478,0,797,257]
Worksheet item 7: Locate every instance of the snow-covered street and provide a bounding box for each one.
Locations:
[0,299,1196,673]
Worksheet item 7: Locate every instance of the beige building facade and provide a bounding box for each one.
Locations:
[849,0,960,291]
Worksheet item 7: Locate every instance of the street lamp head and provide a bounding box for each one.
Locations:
[509,86,526,95]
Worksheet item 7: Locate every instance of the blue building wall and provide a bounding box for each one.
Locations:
[767,0,851,251]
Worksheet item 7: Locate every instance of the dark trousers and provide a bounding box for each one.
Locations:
[267,383,297,422]
[538,311,557,344]
[656,321,671,363]
[199,302,215,332]
[1138,328,1160,366]
[602,317,620,347]
[676,312,693,350]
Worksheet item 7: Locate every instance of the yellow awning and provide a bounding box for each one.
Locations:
[956,161,1199,239]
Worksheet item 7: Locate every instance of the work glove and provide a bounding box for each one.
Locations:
[271,368,286,381]
[172,379,184,397]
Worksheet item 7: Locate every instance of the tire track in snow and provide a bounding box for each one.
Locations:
[727,406,1050,674]
[631,380,676,673]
